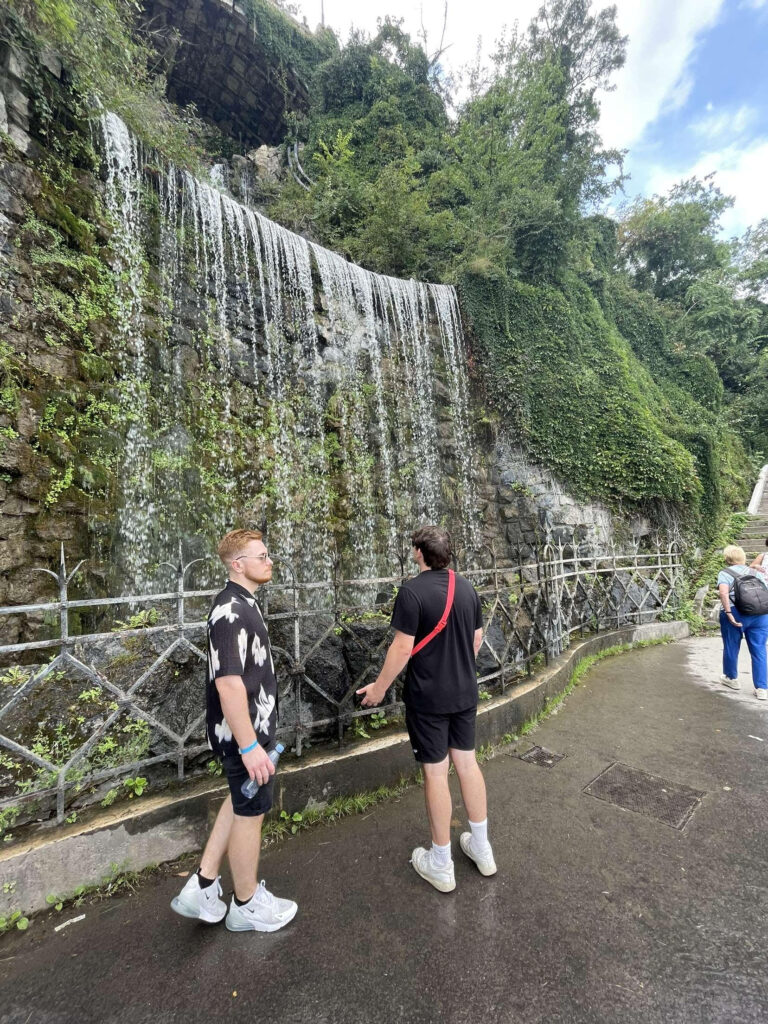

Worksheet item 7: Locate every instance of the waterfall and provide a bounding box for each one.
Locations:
[100,111,153,588]
[98,112,479,583]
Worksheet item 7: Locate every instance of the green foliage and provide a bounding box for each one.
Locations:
[262,773,419,845]
[5,0,208,168]
[240,0,338,86]
[460,267,701,509]
[112,608,159,632]
[0,667,30,688]
[0,909,30,933]
[689,512,750,593]
[619,177,733,302]
[0,805,21,842]
[123,776,148,798]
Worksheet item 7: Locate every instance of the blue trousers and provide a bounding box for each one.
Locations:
[720,610,768,689]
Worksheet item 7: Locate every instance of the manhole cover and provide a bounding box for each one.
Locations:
[584,762,704,830]
[518,745,566,768]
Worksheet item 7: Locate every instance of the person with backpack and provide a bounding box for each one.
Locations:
[718,545,768,698]
[356,525,495,892]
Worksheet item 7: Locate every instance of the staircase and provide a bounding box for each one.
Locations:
[736,478,768,563]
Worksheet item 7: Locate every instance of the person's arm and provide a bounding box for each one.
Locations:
[718,582,743,628]
[749,553,766,573]
[216,675,275,785]
[356,631,415,707]
[473,628,483,658]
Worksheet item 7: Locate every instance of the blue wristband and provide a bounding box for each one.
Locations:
[239,740,258,755]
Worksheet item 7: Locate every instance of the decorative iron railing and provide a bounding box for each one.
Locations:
[0,541,682,831]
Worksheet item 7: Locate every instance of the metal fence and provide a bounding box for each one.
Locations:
[0,541,682,829]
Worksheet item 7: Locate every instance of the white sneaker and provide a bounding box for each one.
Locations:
[171,874,226,923]
[756,688,768,701]
[225,880,298,932]
[720,676,740,690]
[410,847,456,892]
[459,833,498,876]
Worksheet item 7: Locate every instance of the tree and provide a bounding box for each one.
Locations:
[618,177,733,303]
[453,0,626,280]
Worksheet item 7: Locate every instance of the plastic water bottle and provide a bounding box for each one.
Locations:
[240,743,284,799]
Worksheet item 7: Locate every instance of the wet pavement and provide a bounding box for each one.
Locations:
[2,635,768,1024]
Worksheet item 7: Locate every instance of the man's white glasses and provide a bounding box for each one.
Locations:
[235,553,270,562]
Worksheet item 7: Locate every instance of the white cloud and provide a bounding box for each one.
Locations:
[645,139,768,236]
[598,0,725,150]
[689,104,757,141]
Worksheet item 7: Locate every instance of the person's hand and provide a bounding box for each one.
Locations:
[356,681,386,707]
[726,611,743,628]
[241,744,275,786]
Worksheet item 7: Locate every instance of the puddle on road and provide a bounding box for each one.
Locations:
[683,636,768,716]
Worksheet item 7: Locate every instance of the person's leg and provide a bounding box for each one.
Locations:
[720,611,742,680]
[449,709,496,875]
[743,616,768,690]
[406,710,455,891]
[199,795,234,878]
[450,747,487,824]
[227,813,264,901]
[171,794,233,922]
[422,756,452,846]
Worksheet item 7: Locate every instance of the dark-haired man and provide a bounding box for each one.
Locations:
[171,528,297,932]
[357,525,495,892]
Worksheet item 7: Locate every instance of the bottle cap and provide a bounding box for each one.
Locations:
[275,743,285,754]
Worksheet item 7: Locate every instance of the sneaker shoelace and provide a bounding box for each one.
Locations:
[254,880,277,909]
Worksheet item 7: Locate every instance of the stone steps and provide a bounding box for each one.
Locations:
[735,512,767,561]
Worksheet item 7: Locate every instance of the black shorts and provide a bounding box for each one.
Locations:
[405,706,477,764]
[221,754,275,817]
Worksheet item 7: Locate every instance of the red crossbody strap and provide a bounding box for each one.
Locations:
[410,570,456,658]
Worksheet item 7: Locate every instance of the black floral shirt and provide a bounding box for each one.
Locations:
[205,581,277,758]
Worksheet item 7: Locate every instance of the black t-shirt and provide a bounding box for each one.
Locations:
[206,580,277,758]
[390,569,483,713]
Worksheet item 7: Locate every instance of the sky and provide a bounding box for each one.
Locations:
[291,0,768,238]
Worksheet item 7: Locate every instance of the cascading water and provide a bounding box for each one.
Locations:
[98,111,479,585]
[100,112,154,588]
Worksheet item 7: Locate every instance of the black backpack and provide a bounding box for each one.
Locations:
[723,568,768,616]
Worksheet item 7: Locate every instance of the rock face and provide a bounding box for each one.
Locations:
[1,42,666,633]
[139,0,327,147]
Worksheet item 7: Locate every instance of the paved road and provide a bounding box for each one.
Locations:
[2,636,768,1023]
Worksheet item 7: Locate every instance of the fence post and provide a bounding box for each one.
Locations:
[535,549,549,667]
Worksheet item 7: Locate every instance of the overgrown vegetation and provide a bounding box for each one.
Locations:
[267,2,763,534]
[2,0,764,540]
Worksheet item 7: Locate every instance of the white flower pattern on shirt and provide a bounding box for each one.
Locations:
[253,685,275,736]
[214,718,232,744]
[252,635,267,667]
[209,598,239,626]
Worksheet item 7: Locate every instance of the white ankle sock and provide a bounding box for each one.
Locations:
[469,818,490,851]
[431,841,452,868]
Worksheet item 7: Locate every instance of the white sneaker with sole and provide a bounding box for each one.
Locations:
[410,847,456,892]
[756,688,768,701]
[171,874,226,923]
[225,880,298,932]
[720,676,740,690]
[459,833,497,876]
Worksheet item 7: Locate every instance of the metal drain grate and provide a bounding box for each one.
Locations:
[518,745,566,768]
[584,762,704,830]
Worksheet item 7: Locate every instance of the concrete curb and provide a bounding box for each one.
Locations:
[0,620,689,918]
